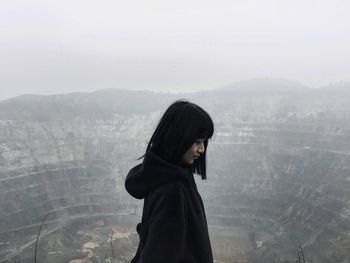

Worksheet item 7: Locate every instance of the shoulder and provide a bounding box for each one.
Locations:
[146,179,188,221]
[150,178,187,201]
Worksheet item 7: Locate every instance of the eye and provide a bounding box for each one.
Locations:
[195,139,205,144]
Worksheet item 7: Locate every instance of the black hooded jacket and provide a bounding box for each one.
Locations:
[125,151,213,263]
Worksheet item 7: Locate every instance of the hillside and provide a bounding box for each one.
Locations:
[1,79,350,262]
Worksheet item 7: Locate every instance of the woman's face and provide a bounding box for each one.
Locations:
[182,138,206,164]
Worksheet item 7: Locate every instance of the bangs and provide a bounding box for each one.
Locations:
[194,107,214,140]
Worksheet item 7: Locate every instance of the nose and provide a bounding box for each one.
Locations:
[198,142,205,153]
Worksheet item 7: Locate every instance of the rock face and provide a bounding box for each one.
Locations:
[0,79,350,262]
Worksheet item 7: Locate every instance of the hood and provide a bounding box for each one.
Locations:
[125,151,193,199]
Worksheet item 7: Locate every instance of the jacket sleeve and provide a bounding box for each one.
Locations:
[140,186,188,263]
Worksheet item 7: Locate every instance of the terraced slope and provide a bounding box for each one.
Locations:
[0,80,350,262]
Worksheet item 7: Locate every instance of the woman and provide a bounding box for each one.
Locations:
[125,100,214,263]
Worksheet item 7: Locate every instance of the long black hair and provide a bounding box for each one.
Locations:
[145,100,214,179]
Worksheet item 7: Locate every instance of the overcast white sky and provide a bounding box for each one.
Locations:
[1,0,349,101]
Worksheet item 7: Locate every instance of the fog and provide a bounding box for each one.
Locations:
[1,82,350,262]
[1,0,349,101]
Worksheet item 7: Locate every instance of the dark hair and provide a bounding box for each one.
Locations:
[145,100,214,179]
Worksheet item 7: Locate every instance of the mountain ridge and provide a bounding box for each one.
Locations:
[1,78,350,121]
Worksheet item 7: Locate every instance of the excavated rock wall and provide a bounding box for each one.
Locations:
[1,84,350,262]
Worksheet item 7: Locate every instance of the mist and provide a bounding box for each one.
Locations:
[1,1,350,262]
[1,0,350,101]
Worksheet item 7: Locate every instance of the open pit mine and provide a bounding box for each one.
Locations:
[0,79,350,262]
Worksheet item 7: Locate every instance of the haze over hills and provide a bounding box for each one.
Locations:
[0,78,350,262]
[1,78,349,118]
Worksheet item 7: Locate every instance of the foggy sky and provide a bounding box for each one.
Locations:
[1,0,349,101]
